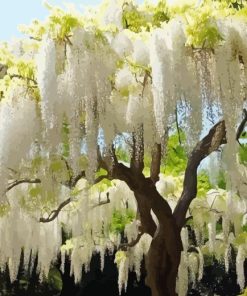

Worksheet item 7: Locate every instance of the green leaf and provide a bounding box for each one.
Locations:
[152,0,170,27]
[114,250,127,267]
[163,131,187,175]
[197,172,212,197]
[48,267,63,291]
[234,232,247,246]
[242,225,247,232]
[50,160,63,172]
[29,186,41,198]
[239,144,247,164]
[109,209,135,234]
[217,170,227,189]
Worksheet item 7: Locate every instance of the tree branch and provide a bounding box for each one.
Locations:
[6,178,41,192]
[0,64,7,79]
[173,120,227,229]
[40,174,109,223]
[61,156,73,181]
[9,74,37,85]
[175,106,182,145]
[134,192,156,237]
[70,170,86,188]
[119,231,144,251]
[97,145,116,173]
[174,109,247,230]
[150,143,161,184]
[91,192,110,209]
[39,197,72,223]
[236,108,247,144]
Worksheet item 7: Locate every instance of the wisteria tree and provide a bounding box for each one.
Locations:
[0,0,247,295]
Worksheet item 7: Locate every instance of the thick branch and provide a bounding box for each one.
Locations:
[61,156,73,181]
[10,74,37,85]
[97,145,117,173]
[150,143,161,184]
[119,231,144,251]
[39,197,71,223]
[111,162,138,190]
[173,120,227,229]
[70,170,86,188]
[175,106,182,145]
[0,64,7,79]
[137,180,182,295]
[91,191,110,209]
[236,108,247,143]
[40,174,109,223]
[134,192,156,237]
[7,178,41,192]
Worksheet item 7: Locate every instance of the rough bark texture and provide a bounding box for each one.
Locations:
[173,120,227,229]
[108,120,229,295]
[135,180,182,296]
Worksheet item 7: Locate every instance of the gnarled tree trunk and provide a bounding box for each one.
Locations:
[99,119,235,296]
[134,180,182,296]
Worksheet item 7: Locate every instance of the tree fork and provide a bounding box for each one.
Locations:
[135,179,182,296]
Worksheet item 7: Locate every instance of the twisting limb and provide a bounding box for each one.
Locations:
[134,192,156,237]
[70,171,108,188]
[94,174,109,184]
[236,108,247,144]
[30,36,42,41]
[40,174,109,223]
[7,178,41,192]
[61,156,73,182]
[0,64,7,79]
[97,143,135,187]
[65,157,110,188]
[40,197,72,223]
[119,231,144,251]
[150,143,161,184]
[91,192,110,209]
[136,179,182,296]
[175,106,182,145]
[174,109,247,229]
[69,170,86,188]
[97,145,114,173]
[141,71,149,97]
[110,144,118,164]
[173,120,227,229]
[9,74,37,85]
[65,35,72,46]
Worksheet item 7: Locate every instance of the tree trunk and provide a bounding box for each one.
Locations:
[134,179,182,296]
[145,223,182,296]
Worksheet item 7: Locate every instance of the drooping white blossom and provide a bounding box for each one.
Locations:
[236,245,246,291]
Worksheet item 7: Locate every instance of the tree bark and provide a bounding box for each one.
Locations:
[134,178,182,296]
[173,120,227,229]
[97,109,247,296]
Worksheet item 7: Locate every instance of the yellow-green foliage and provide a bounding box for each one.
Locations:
[19,3,84,42]
[109,209,135,234]
[114,250,127,267]
[197,172,212,197]
[151,0,170,27]
[163,131,187,176]
[239,288,247,296]
[185,4,223,48]
[8,0,247,61]
[0,44,38,99]
[122,2,149,32]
